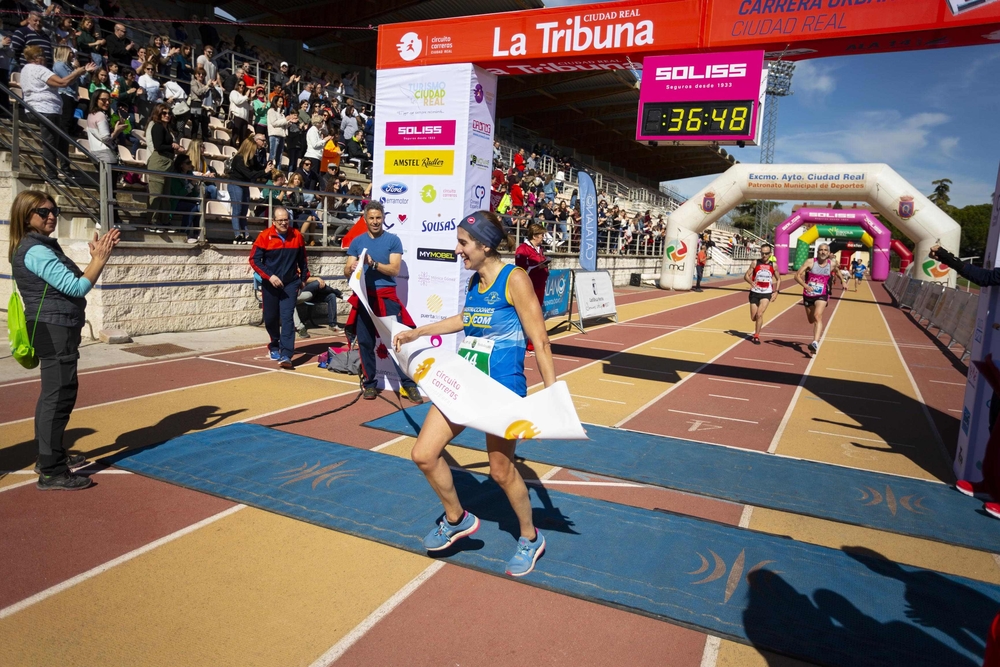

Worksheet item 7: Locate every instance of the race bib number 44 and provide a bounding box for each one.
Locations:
[458,337,494,375]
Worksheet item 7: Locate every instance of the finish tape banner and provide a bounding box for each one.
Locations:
[350,250,587,440]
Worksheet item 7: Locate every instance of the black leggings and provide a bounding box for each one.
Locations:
[231,117,249,147]
[31,321,82,476]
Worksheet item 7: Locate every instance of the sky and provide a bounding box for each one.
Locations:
[543,1,1000,208]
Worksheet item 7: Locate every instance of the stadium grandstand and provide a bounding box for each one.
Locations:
[0,0,741,335]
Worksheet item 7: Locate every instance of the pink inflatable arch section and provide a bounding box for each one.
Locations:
[773,208,890,281]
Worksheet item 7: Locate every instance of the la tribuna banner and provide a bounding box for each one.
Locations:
[378,0,1000,73]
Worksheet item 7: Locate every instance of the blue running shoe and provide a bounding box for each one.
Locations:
[269,349,281,361]
[505,531,545,577]
[423,511,480,551]
[278,356,293,369]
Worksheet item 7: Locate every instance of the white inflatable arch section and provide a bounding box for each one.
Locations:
[659,163,961,290]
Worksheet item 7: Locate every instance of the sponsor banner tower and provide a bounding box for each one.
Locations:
[372,62,497,386]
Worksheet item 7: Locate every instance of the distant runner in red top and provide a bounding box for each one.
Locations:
[743,243,780,345]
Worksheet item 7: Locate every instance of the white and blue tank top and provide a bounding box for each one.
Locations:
[461,264,528,397]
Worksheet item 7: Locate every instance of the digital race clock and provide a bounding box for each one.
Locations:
[636,50,766,146]
[641,101,755,137]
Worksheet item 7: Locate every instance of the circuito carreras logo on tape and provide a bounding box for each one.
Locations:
[426,294,444,313]
[505,420,541,440]
[413,358,434,382]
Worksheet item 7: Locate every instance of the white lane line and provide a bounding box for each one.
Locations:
[539,466,562,481]
[734,357,794,366]
[599,378,634,386]
[0,505,246,620]
[930,380,966,387]
[949,409,963,414]
[551,355,582,362]
[0,478,38,494]
[767,292,845,454]
[807,430,913,448]
[571,394,627,405]
[528,480,644,488]
[651,347,706,355]
[826,367,894,378]
[871,281,951,467]
[668,409,758,424]
[309,561,445,667]
[371,435,408,452]
[708,378,779,389]
[700,636,722,667]
[817,391,900,405]
[739,505,755,528]
[199,356,358,386]
[585,339,626,346]
[238,389,360,424]
[0,372,275,428]
[709,394,749,402]
[0,356,196,388]
[835,411,882,420]
[611,300,798,428]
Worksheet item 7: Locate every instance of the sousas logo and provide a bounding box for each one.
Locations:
[420,218,457,233]
[654,64,748,81]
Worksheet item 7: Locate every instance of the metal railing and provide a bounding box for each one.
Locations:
[884,271,978,360]
[499,214,667,257]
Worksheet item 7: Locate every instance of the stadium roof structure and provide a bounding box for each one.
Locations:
[218,0,736,184]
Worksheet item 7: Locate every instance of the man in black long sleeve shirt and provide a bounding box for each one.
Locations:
[104,24,135,67]
[930,245,1000,286]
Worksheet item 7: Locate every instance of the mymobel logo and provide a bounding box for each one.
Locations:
[417,247,457,261]
[922,259,950,279]
[654,64,747,81]
[421,184,437,203]
[384,150,454,175]
[397,32,422,61]
[469,154,489,170]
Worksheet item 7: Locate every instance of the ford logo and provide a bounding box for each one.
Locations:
[381,182,408,195]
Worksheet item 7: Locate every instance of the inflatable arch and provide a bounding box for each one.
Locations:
[659,164,961,290]
[774,208,888,280]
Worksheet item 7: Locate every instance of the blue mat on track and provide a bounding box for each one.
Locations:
[364,405,1000,553]
[111,423,999,667]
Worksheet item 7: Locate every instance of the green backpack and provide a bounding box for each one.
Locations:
[7,281,47,369]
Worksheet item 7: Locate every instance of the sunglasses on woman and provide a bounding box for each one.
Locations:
[35,206,60,218]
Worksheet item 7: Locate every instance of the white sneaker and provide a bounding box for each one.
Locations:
[186,238,198,244]
[809,341,819,352]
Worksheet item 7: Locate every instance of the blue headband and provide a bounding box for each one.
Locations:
[458,211,505,249]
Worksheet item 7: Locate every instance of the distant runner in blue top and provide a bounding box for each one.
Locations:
[393,210,554,577]
[850,259,867,292]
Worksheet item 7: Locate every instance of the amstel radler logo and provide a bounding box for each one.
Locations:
[384,150,454,176]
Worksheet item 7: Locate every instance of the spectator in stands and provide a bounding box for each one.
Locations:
[514,223,550,352]
[249,206,306,368]
[114,68,142,148]
[284,170,319,240]
[304,117,327,179]
[173,44,194,92]
[340,104,359,142]
[185,139,218,199]
[556,201,570,248]
[195,44,218,87]
[85,89,124,165]
[342,70,358,97]
[514,147,525,173]
[251,85,269,137]
[284,101,309,174]
[187,67,212,140]
[169,154,199,243]
[104,24,133,67]
[229,136,273,244]
[146,103,185,231]
[10,190,120,490]
[20,45,95,181]
[138,57,163,118]
[52,46,83,143]
[163,75,190,138]
[542,174,556,203]
[129,46,146,72]
[345,128,370,176]
[261,169,287,207]
[296,156,321,192]
[88,67,110,97]
[238,61,256,89]
[266,96,295,168]
[75,15,104,68]
[195,15,219,50]
[12,12,52,67]
[298,82,313,105]
[229,79,252,147]
[570,188,579,209]
[0,34,11,111]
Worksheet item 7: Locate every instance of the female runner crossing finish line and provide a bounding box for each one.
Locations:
[393,211,554,577]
